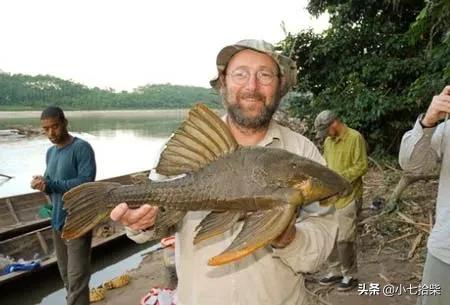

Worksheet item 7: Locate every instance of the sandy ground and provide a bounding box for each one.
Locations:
[97,167,437,305]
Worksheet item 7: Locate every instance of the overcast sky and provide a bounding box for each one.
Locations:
[0,0,328,91]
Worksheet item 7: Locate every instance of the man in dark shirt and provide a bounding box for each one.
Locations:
[31,106,96,305]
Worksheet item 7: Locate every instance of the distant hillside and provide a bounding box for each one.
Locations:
[0,72,221,110]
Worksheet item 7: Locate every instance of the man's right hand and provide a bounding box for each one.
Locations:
[110,203,158,232]
[422,85,450,127]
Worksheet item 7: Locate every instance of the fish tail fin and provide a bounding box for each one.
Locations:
[61,182,121,239]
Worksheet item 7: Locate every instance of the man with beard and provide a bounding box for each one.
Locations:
[31,106,96,305]
[110,40,337,305]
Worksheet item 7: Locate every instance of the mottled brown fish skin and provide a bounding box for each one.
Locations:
[105,146,350,211]
[61,104,351,266]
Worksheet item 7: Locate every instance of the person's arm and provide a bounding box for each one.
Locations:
[272,214,338,273]
[45,143,96,193]
[339,134,368,182]
[398,116,442,173]
[400,86,450,173]
[41,150,52,195]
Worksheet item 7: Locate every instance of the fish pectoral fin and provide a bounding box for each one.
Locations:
[154,209,186,237]
[207,205,297,266]
[156,104,239,176]
[193,211,243,245]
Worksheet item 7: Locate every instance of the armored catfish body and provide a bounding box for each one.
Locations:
[62,104,350,266]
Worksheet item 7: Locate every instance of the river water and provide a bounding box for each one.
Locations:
[0,109,188,305]
[0,109,189,197]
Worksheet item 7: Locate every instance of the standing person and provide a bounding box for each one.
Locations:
[110,39,339,305]
[31,106,96,305]
[314,110,368,291]
[399,86,450,305]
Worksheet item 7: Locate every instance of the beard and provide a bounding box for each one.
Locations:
[222,88,282,131]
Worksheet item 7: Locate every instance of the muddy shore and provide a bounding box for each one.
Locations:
[96,248,177,305]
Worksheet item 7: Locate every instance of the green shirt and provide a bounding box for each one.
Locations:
[323,125,368,209]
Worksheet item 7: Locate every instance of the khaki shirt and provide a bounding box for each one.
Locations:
[128,120,337,305]
[323,125,368,209]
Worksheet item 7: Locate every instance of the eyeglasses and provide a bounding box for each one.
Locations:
[226,68,278,86]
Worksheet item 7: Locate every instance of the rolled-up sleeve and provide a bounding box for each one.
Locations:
[399,115,443,173]
[272,214,338,273]
[125,227,156,244]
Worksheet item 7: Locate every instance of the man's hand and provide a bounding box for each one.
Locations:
[31,175,46,192]
[110,203,158,231]
[422,85,450,127]
[271,216,297,249]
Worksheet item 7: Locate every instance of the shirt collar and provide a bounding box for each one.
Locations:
[259,120,281,147]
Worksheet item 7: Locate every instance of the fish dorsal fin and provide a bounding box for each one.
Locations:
[156,103,238,176]
[208,205,297,266]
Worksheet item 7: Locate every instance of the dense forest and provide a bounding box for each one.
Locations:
[0,72,220,110]
[280,0,450,156]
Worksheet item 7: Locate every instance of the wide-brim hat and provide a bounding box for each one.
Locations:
[210,39,297,97]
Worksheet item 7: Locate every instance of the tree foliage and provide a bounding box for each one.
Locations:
[280,0,450,155]
[0,73,220,110]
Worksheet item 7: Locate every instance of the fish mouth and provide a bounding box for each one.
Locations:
[317,193,341,207]
[291,178,347,205]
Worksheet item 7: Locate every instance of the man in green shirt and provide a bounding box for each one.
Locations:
[314,110,368,291]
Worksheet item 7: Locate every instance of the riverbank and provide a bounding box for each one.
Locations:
[96,248,177,305]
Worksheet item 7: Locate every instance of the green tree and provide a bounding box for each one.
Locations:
[0,73,220,110]
[280,0,450,155]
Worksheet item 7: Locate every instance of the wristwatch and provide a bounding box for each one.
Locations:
[419,114,437,128]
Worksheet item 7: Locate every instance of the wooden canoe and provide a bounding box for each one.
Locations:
[0,192,51,240]
[0,221,125,286]
[0,169,150,285]
[0,170,150,240]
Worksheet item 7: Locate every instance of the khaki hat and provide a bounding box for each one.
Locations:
[210,39,297,97]
[314,110,337,140]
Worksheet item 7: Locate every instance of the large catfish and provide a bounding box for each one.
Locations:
[62,104,350,266]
